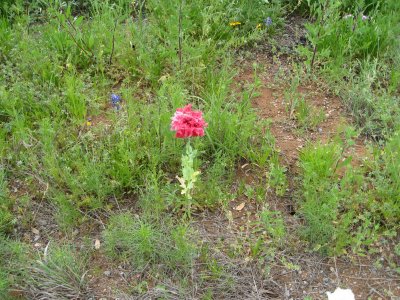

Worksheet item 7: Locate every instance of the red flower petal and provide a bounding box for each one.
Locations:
[171,104,208,139]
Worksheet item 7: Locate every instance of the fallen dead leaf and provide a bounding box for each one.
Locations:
[31,228,40,235]
[234,202,245,211]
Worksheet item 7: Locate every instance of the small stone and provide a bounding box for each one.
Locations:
[34,243,42,248]
[94,239,101,250]
[103,270,111,277]
[33,235,40,242]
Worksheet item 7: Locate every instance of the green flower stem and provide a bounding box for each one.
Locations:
[177,139,200,219]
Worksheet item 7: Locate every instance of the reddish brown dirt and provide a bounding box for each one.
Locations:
[236,65,358,170]
[252,86,302,163]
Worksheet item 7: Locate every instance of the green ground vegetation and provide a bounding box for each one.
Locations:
[0,0,399,298]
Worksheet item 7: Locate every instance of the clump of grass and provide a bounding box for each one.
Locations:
[0,236,28,298]
[52,193,82,232]
[295,98,325,131]
[103,213,197,273]
[0,239,91,299]
[24,244,91,300]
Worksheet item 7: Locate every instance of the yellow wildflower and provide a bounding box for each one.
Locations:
[256,23,262,30]
[229,21,241,27]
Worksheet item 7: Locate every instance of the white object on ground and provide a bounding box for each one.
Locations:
[326,287,355,300]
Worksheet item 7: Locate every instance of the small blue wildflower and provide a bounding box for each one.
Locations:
[264,17,272,27]
[111,94,121,104]
[111,94,121,110]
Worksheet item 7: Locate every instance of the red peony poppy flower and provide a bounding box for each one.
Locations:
[171,104,208,138]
